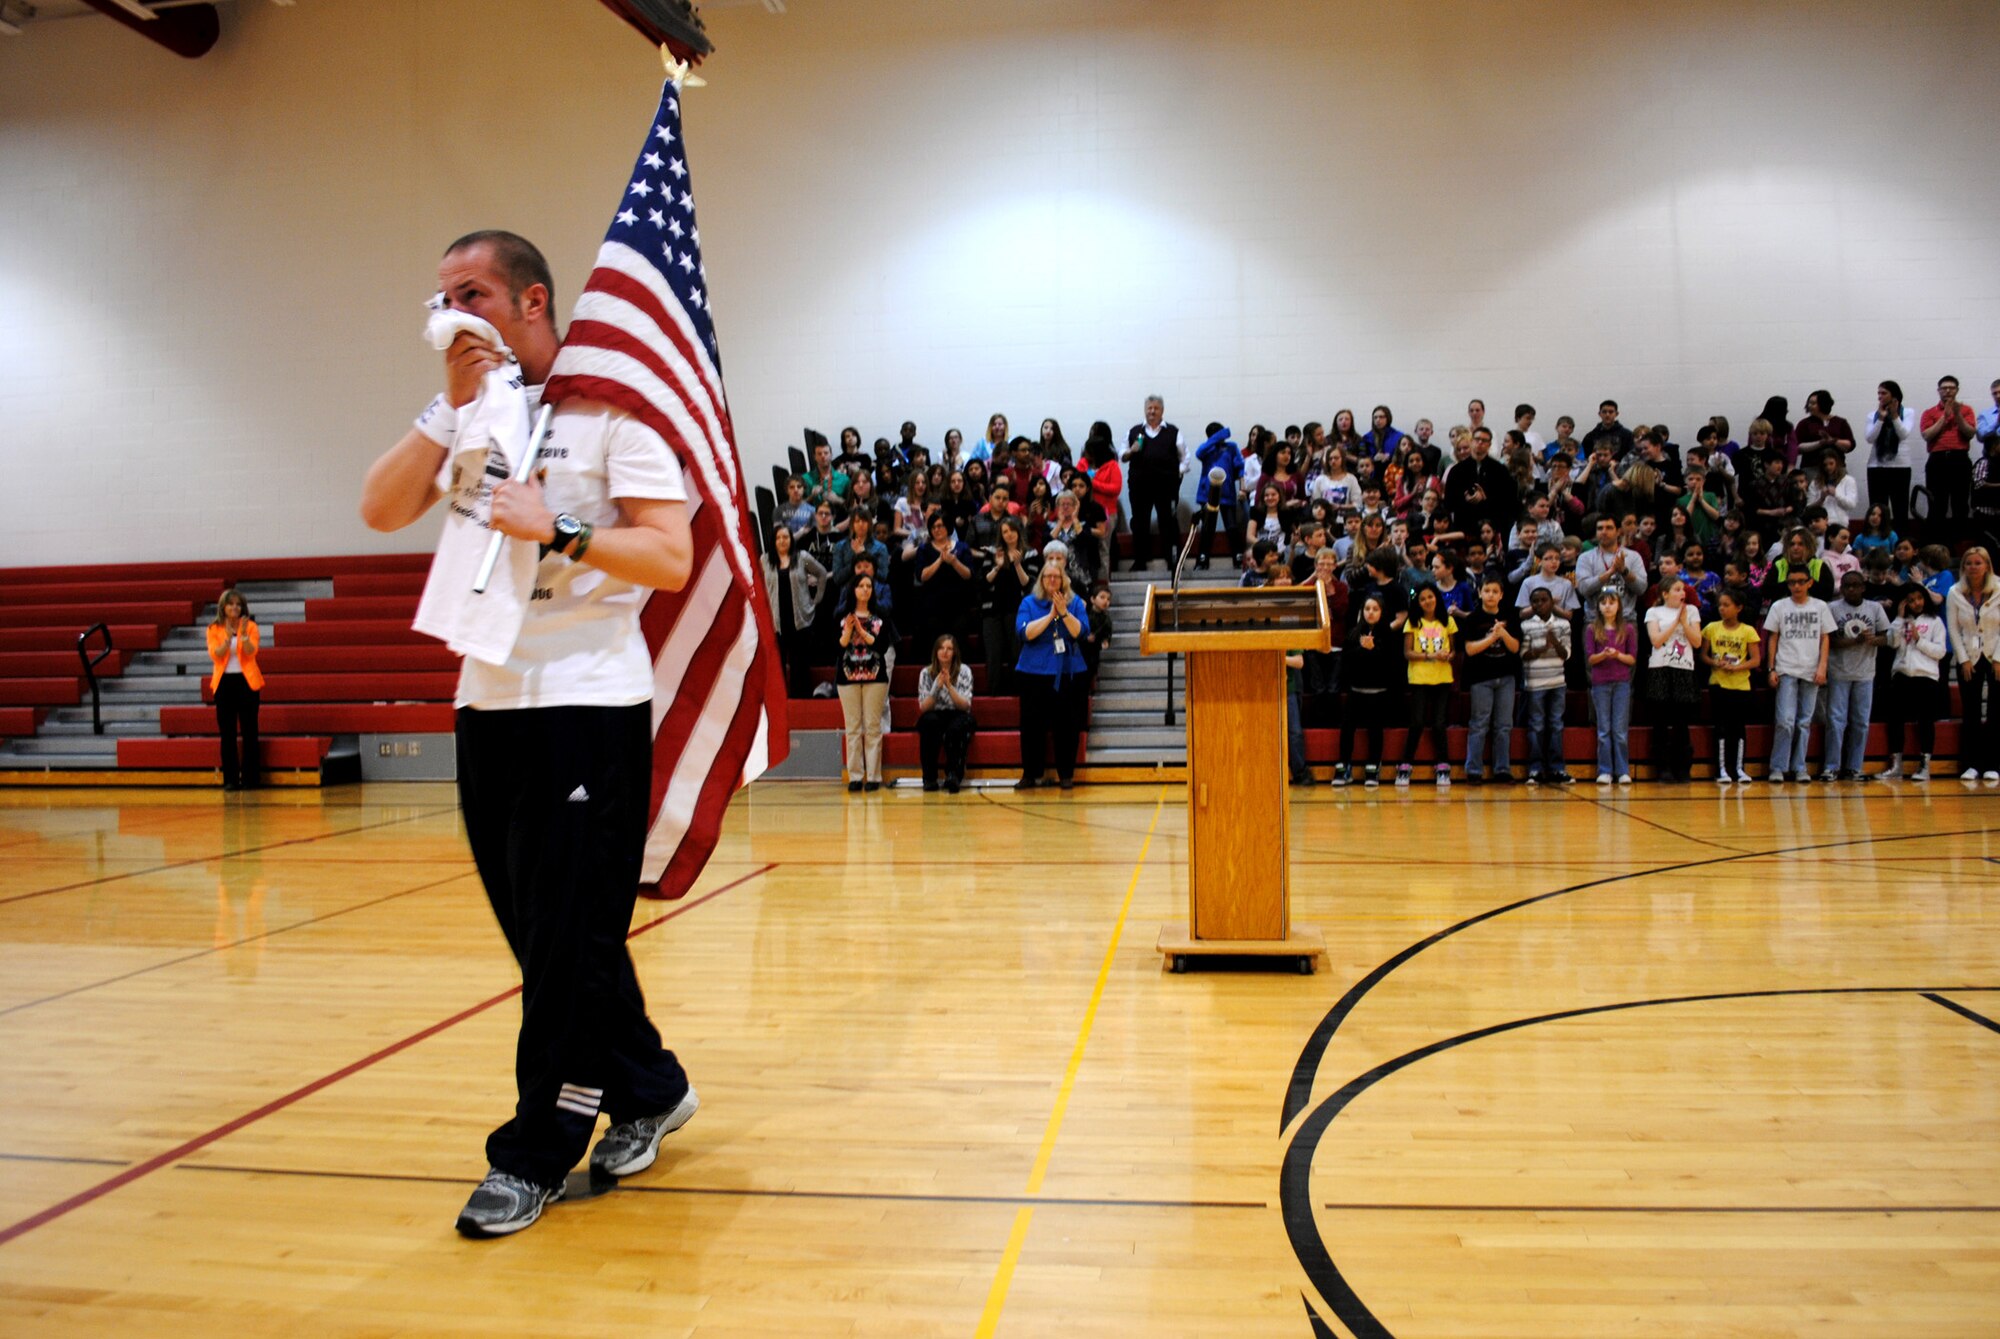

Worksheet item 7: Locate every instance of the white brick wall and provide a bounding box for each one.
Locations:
[2,0,1996,564]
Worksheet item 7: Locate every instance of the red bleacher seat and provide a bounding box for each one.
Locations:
[302,597,420,621]
[1293,720,1943,770]
[0,626,161,654]
[256,646,459,674]
[200,672,458,705]
[0,678,81,707]
[889,697,1018,729]
[808,664,991,695]
[1,554,432,585]
[0,602,196,629]
[0,708,45,737]
[790,698,1020,731]
[272,620,439,647]
[330,573,430,597]
[0,579,221,606]
[0,651,124,677]
[880,732,1080,768]
[118,737,333,770]
[786,699,842,729]
[161,704,456,735]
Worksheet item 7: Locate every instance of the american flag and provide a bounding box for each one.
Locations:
[544,78,787,898]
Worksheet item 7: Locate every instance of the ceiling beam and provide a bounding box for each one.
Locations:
[77,0,217,55]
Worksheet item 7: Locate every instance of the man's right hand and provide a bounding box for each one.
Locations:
[445,330,506,408]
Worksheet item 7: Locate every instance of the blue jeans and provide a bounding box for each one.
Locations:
[1524,685,1566,775]
[1824,678,1874,774]
[1770,675,1821,776]
[1591,680,1631,777]
[1465,678,1516,777]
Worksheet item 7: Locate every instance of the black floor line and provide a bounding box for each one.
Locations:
[173,1161,1266,1210]
[1572,789,1751,853]
[0,1151,128,1167]
[0,804,461,906]
[974,786,1167,837]
[1283,983,2000,1339]
[1282,823,1997,1131]
[0,870,477,1019]
[1923,992,2000,1035]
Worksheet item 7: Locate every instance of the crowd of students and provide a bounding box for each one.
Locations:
[762,378,2000,789]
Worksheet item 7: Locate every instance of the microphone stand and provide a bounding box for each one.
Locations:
[1163,514,1201,727]
[473,403,555,594]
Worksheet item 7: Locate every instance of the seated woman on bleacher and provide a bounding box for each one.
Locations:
[206,587,263,791]
[916,634,975,793]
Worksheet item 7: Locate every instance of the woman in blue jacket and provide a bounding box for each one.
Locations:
[1014,554,1091,789]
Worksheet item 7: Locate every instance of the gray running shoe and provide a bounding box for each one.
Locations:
[456,1168,563,1238]
[590,1086,700,1178]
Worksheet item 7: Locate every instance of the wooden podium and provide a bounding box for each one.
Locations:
[1139,584,1332,974]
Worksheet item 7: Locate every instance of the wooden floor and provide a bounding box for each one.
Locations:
[0,779,1996,1337]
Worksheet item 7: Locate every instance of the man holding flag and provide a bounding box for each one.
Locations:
[360,73,783,1237]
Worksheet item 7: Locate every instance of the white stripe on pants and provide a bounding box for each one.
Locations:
[839,681,889,782]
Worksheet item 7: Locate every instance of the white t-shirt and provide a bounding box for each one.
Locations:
[1761,596,1836,681]
[1308,470,1360,511]
[439,393,689,710]
[1644,604,1699,671]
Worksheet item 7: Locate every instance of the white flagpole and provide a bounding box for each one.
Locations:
[472,402,554,594]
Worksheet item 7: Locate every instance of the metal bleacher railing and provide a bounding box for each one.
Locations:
[76,622,113,737]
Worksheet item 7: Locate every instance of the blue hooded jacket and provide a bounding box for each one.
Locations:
[1194,426,1239,507]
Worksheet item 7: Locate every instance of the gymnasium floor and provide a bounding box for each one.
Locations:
[0,780,1996,1337]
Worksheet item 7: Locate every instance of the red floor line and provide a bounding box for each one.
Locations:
[0,860,778,1248]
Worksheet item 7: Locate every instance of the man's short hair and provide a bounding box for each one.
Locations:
[1514,403,1535,420]
[1472,426,1494,442]
[1940,376,1959,389]
[444,230,556,313]
[1600,399,1619,413]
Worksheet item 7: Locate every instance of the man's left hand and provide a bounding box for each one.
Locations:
[490,478,556,544]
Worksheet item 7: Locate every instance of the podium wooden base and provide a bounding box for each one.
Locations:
[1156,922,1327,975]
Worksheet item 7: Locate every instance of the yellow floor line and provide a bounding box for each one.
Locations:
[974,784,1168,1337]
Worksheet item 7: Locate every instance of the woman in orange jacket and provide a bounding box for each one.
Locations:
[206,588,263,790]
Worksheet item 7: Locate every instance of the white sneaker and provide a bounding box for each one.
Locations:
[1962,768,1981,783]
[1596,773,1612,786]
[1733,768,1754,783]
[1617,774,1632,785]
[1984,771,1999,783]
[589,1086,700,1178]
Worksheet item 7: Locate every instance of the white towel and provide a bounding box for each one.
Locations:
[411,309,539,667]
